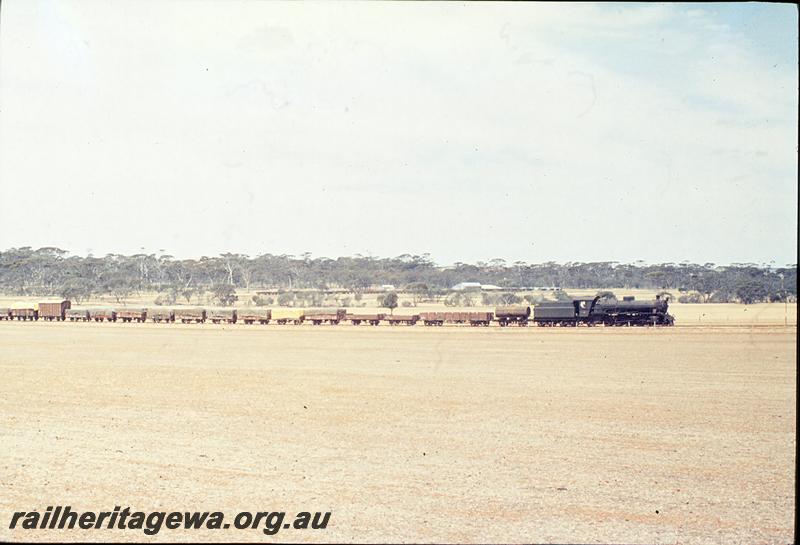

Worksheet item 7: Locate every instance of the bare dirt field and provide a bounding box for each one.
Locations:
[0,322,795,543]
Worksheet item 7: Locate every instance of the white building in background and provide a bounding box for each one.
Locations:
[451,282,481,291]
[451,282,505,291]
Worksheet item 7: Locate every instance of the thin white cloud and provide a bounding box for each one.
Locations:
[0,1,795,265]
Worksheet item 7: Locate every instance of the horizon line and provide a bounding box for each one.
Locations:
[0,246,796,269]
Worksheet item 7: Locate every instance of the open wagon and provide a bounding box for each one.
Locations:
[117,309,147,323]
[271,309,304,325]
[10,303,38,321]
[150,309,174,323]
[174,308,206,323]
[385,314,419,326]
[65,309,90,321]
[238,309,271,325]
[208,309,237,324]
[304,308,346,325]
[89,309,117,322]
[346,312,385,326]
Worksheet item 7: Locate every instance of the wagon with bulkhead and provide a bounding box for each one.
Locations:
[208,309,237,324]
[420,311,493,326]
[304,308,346,325]
[420,311,447,326]
[271,308,305,325]
[0,308,10,320]
[463,311,493,326]
[66,309,90,321]
[346,312,385,326]
[174,308,206,323]
[89,309,117,322]
[10,303,38,321]
[385,314,419,326]
[117,309,147,323]
[150,309,174,323]
[238,309,271,325]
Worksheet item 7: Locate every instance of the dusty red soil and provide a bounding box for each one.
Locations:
[0,322,795,543]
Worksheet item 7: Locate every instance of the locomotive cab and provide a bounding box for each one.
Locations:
[573,296,600,319]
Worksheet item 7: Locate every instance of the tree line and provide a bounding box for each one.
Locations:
[0,247,795,305]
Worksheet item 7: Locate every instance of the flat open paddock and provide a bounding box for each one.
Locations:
[0,322,795,543]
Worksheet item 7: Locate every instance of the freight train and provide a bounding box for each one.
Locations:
[0,295,674,327]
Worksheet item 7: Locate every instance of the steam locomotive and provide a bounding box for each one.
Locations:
[532,295,674,326]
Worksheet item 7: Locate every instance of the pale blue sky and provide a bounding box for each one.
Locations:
[0,1,796,265]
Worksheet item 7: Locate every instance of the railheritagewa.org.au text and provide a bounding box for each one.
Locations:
[9,506,330,535]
